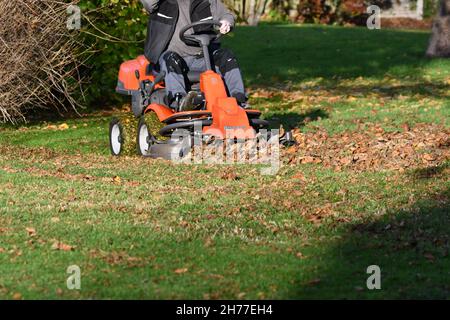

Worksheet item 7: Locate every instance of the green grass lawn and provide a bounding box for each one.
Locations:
[0,24,449,299]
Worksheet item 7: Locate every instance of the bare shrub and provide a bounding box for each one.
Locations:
[0,0,84,123]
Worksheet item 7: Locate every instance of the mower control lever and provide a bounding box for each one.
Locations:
[148,71,166,95]
[133,71,166,117]
[138,71,166,99]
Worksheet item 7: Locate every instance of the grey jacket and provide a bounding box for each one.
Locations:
[140,0,235,26]
[140,0,236,61]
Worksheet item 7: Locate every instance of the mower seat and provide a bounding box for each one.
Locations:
[187,71,201,83]
[150,64,200,84]
[152,70,200,87]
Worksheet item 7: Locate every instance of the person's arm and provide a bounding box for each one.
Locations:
[140,0,159,13]
[209,0,235,34]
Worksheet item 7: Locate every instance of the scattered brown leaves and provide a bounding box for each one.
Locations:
[381,18,433,30]
[0,150,141,187]
[42,123,70,131]
[89,250,149,268]
[221,167,240,181]
[285,123,449,172]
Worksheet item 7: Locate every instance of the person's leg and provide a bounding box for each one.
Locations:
[212,48,246,106]
[170,56,205,111]
[158,51,189,108]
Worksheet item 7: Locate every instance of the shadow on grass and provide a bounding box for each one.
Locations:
[264,108,329,130]
[324,82,450,100]
[289,187,450,299]
[409,162,450,180]
[20,106,120,126]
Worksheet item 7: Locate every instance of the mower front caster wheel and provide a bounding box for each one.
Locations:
[109,116,138,156]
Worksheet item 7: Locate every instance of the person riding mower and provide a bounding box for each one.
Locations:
[140,0,248,111]
[109,0,294,159]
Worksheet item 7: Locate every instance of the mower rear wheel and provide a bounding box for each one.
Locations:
[109,115,138,156]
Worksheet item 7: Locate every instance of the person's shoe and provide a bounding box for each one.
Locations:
[178,91,198,112]
[232,92,249,109]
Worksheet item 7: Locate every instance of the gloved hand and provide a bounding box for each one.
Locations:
[219,20,231,34]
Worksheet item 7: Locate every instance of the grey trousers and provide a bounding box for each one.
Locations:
[158,48,245,103]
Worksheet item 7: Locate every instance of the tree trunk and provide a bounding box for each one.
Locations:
[248,0,258,26]
[416,0,424,20]
[426,0,450,58]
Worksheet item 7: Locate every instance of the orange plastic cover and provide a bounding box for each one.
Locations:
[118,55,153,91]
[144,104,174,122]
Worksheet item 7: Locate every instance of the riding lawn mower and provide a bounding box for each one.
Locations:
[109,20,294,160]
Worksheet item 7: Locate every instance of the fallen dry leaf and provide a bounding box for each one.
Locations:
[58,123,69,130]
[26,227,36,237]
[300,156,316,164]
[306,278,321,286]
[422,154,435,162]
[237,292,246,299]
[112,176,122,184]
[174,268,188,274]
[51,241,74,251]
[292,172,307,182]
[42,125,57,130]
[12,292,22,300]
